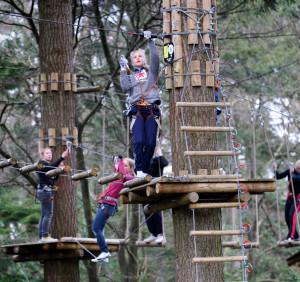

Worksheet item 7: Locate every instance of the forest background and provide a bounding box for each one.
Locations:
[0,0,300,281]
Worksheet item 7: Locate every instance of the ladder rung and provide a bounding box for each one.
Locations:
[190,230,244,236]
[193,256,247,263]
[176,102,230,108]
[189,202,240,209]
[181,126,233,132]
[184,151,238,157]
[187,174,240,180]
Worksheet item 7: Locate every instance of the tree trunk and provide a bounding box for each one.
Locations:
[166,0,224,280]
[38,1,78,281]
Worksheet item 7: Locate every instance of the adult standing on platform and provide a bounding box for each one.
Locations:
[119,31,161,178]
[36,147,69,242]
[274,160,300,242]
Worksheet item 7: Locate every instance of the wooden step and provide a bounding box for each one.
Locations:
[190,230,244,236]
[193,256,247,263]
[176,102,230,108]
[135,240,166,247]
[189,202,240,209]
[222,241,259,249]
[184,151,238,157]
[181,126,233,132]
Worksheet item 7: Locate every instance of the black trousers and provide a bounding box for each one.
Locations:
[285,197,300,239]
[144,210,162,236]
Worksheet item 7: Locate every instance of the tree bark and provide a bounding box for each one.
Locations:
[166,0,224,281]
[38,1,78,281]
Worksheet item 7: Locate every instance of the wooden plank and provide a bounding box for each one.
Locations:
[155,180,276,194]
[171,11,181,32]
[163,12,171,34]
[184,150,237,156]
[40,73,47,92]
[190,230,244,236]
[176,102,230,107]
[185,175,242,181]
[48,128,56,147]
[193,256,247,263]
[162,0,170,9]
[203,0,211,10]
[187,0,198,44]
[72,73,77,92]
[179,170,188,176]
[61,127,69,144]
[128,192,149,203]
[197,169,208,175]
[206,61,215,87]
[189,202,240,209]
[64,73,71,91]
[165,65,173,90]
[181,126,232,132]
[191,60,201,86]
[50,72,58,91]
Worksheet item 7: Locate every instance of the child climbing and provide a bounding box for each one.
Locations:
[143,143,168,244]
[91,156,135,262]
[119,30,161,178]
[36,147,69,242]
[273,160,300,242]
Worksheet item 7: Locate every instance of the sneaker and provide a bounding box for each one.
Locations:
[39,236,58,243]
[91,252,111,262]
[136,171,147,178]
[155,234,166,244]
[143,235,157,243]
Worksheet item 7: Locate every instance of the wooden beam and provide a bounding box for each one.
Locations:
[176,102,230,107]
[278,240,300,248]
[46,166,70,178]
[71,168,98,181]
[144,192,199,214]
[184,174,242,181]
[98,172,123,185]
[193,256,247,263]
[0,158,17,169]
[19,162,44,173]
[146,186,156,197]
[190,230,244,236]
[124,175,152,188]
[128,192,149,203]
[155,180,276,194]
[184,150,237,157]
[13,250,84,262]
[181,126,233,132]
[136,241,166,247]
[75,86,102,94]
[189,202,240,209]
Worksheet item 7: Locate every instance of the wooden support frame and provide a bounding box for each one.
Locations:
[191,60,201,86]
[72,74,77,92]
[206,61,215,87]
[187,0,198,44]
[40,73,47,92]
[64,73,72,91]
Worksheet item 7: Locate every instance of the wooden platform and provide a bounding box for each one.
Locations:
[1,237,125,262]
[120,176,276,211]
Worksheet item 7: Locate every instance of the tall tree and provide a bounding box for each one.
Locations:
[38,0,78,281]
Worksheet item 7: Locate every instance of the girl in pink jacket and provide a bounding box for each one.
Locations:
[91,157,135,262]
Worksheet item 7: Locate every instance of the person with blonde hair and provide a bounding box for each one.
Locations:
[273,160,300,242]
[36,147,69,242]
[119,31,161,178]
[91,156,135,262]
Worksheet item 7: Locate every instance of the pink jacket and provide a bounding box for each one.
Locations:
[97,159,134,206]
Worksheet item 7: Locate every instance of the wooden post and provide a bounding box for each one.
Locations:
[71,169,98,181]
[19,162,44,173]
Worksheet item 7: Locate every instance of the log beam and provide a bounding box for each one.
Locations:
[144,192,199,214]
[98,172,123,185]
[193,256,247,263]
[124,175,152,188]
[190,230,244,236]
